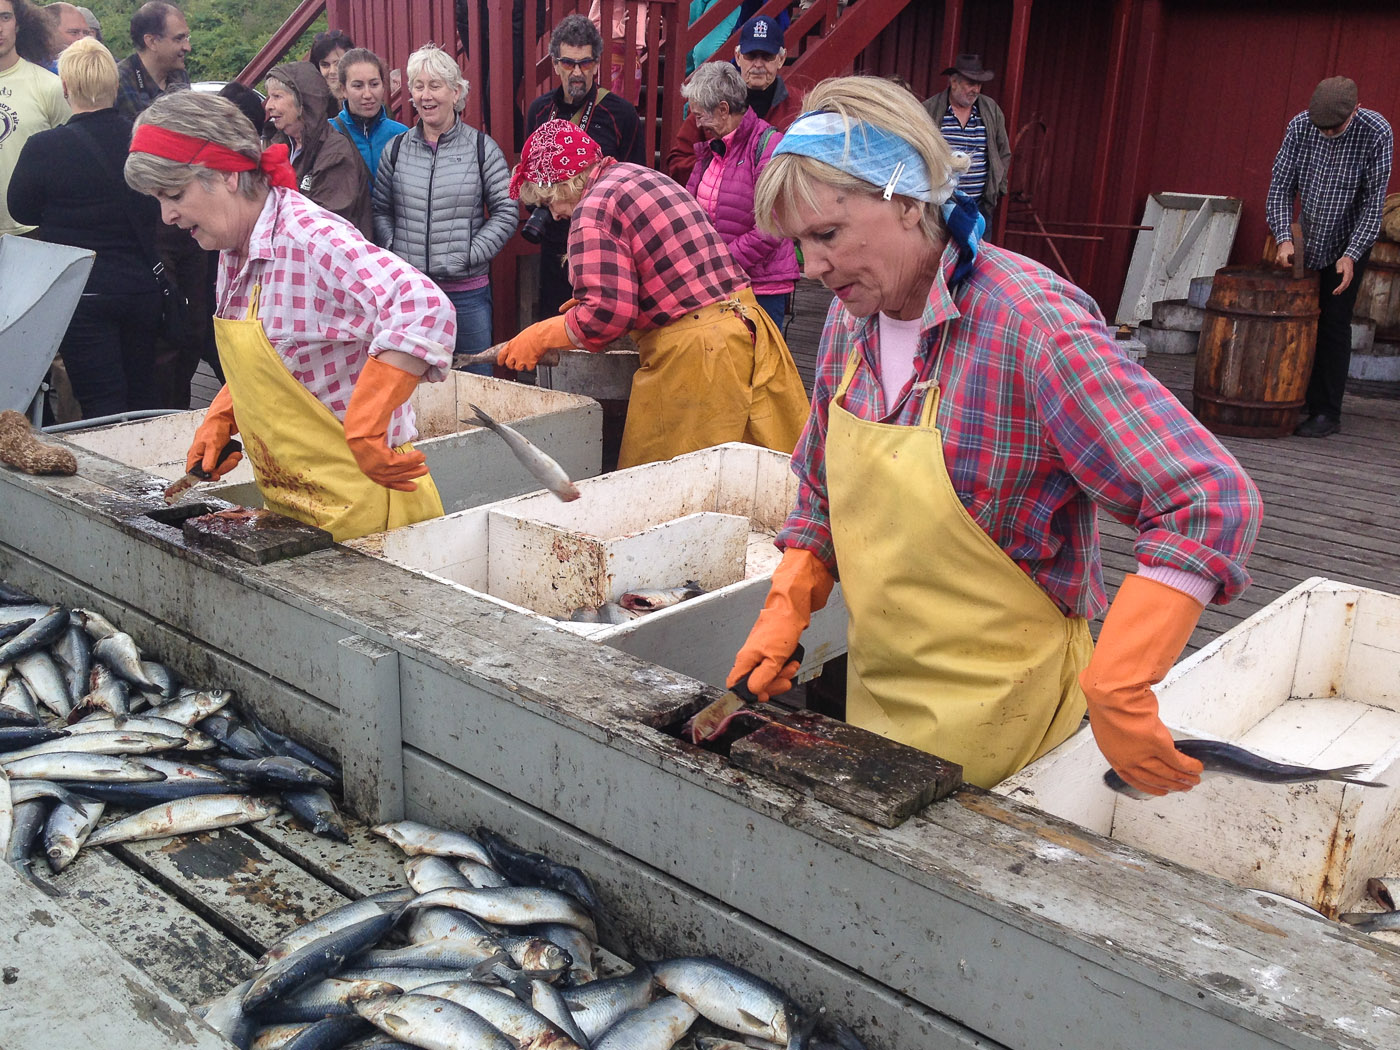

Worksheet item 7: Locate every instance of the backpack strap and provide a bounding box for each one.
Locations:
[753,126,778,168]
[389,130,407,168]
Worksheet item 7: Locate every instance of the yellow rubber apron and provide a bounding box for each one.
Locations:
[214,285,443,542]
[827,332,1091,788]
[621,287,807,468]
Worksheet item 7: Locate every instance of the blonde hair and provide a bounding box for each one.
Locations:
[125,91,266,200]
[753,75,966,245]
[57,36,116,109]
[517,170,591,209]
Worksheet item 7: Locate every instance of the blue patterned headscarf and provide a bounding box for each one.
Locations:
[772,110,986,284]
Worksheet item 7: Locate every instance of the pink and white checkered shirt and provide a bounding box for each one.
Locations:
[216,187,455,447]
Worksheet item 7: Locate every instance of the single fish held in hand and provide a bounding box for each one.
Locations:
[619,580,706,613]
[455,343,561,369]
[467,403,581,502]
[1105,738,1388,800]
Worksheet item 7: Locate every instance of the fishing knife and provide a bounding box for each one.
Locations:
[689,644,803,743]
[162,439,242,505]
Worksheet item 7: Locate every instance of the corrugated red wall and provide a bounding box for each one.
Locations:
[864,0,1399,312]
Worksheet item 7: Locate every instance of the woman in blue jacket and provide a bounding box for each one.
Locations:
[329,48,407,182]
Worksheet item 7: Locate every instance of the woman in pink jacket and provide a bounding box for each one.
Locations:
[684,61,799,331]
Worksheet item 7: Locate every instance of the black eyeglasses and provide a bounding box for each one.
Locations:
[556,57,598,71]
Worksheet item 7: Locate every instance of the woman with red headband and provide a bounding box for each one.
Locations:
[124,91,455,541]
[502,119,808,469]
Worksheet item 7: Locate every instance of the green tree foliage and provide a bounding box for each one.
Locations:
[83,0,326,84]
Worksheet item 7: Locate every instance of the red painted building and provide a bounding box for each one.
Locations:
[247,0,1400,326]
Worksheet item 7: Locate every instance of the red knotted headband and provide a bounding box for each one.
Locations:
[129,124,298,190]
[509,118,603,200]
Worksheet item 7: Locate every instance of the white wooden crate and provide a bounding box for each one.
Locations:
[999,578,1400,915]
[345,442,848,689]
[65,372,603,515]
[1114,192,1242,325]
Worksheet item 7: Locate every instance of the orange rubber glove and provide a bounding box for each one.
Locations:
[728,548,835,701]
[186,384,243,478]
[342,356,428,492]
[1080,574,1207,797]
[501,315,571,371]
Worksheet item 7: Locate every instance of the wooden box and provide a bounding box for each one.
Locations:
[999,578,1400,916]
[65,372,603,514]
[344,442,848,688]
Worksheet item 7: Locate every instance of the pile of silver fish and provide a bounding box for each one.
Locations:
[4,579,865,1048]
[198,816,866,1050]
[1,582,347,890]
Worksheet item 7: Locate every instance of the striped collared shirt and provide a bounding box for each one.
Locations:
[1266,109,1393,270]
[777,241,1261,618]
[939,102,988,200]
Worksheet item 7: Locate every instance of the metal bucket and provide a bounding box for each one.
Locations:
[1192,266,1319,438]
[1354,239,1400,343]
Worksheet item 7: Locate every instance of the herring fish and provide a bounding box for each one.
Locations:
[0,752,167,783]
[651,956,800,1047]
[1339,909,1400,934]
[84,793,278,847]
[243,909,405,1012]
[403,885,598,941]
[568,603,640,625]
[476,826,606,916]
[412,979,587,1050]
[618,581,706,614]
[467,403,581,502]
[354,992,516,1050]
[371,820,492,865]
[1104,739,1387,800]
[593,995,699,1050]
[93,632,159,690]
[257,889,416,967]
[42,796,105,872]
[0,605,67,663]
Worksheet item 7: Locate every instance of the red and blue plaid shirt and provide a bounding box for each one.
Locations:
[779,240,1261,618]
[564,159,748,348]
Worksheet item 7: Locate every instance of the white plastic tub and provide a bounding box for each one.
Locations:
[66,372,603,515]
[999,578,1400,916]
[345,442,847,689]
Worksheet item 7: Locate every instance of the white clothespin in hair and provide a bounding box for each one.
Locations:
[883,161,905,201]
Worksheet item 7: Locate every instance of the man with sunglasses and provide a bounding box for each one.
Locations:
[1267,75,1392,439]
[524,12,644,321]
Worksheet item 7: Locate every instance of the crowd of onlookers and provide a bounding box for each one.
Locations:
[0,0,1009,425]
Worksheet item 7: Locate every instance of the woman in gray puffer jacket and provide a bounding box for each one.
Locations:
[372,44,517,374]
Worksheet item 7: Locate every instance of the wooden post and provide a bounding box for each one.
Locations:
[336,635,404,824]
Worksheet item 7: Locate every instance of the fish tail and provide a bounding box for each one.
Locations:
[1328,764,1385,786]
[467,403,498,431]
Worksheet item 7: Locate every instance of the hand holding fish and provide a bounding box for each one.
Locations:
[1080,576,1207,796]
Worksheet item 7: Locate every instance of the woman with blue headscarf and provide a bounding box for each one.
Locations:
[725,76,1261,793]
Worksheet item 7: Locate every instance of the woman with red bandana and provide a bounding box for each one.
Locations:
[124,91,455,541]
[501,119,808,469]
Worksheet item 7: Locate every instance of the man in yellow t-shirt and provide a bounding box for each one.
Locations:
[0,0,70,237]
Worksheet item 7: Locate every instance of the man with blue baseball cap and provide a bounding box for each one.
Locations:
[666,13,804,185]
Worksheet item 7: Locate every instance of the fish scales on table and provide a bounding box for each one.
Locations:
[1104,738,1388,799]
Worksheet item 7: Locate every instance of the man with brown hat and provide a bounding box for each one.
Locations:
[1267,75,1392,438]
[923,53,1011,221]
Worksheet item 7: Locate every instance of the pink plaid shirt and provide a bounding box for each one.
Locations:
[216,187,455,446]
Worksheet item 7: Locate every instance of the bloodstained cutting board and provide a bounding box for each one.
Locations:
[729,706,961,827]
[182,508,333,565]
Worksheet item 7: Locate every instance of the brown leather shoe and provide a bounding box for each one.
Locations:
[1294,413,1340,438]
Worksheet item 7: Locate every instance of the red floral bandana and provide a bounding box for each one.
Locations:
[509,119,603,200]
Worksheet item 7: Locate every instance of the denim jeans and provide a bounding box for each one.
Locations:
[448,284,494,376]
[754,292,791,335]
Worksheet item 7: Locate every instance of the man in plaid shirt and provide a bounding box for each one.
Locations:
[1267,75,1393,438]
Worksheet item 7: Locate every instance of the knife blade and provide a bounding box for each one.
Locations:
[162,438,242,505]
[689,644,804,744]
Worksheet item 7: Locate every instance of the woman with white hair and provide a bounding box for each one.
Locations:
[8,37,162,417]
[263,59,373,238]
[124,91,456,541]
[725,76,1262,794]
[682,61,798,331]
[372,44,515,375]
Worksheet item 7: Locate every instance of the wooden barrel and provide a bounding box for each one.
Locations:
[1192,266,1319,438]
[1354,239,1400,342]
